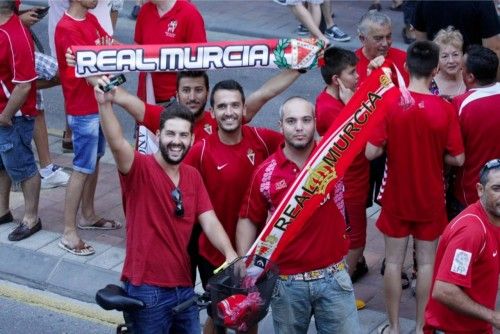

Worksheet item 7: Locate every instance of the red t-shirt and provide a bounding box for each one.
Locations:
[142,103,217,143]
[120,153,213,287]
[0,14,37,117]
[425,201,500,333]
[369,92,464,221]
[315,89,369,202]
[135,1,206,102]
[55,12,109,116]
[239,147,350,275]
[184,126,283,266]
[355,47,409,87]
[452,83,500,206]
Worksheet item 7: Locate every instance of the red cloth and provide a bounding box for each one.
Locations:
[217,292,262,331]
[369,92,464,221]
[425,202,500,333]
[142,104,217,143]
[135,1,206,102]
[452,83,500,206]
[315,89,369,202]
[239,146,349,275]
[120,153,213,287]
[55,12,109,116]
[184,126,282,266]
[355,47,409,87]
[0,14,37,116]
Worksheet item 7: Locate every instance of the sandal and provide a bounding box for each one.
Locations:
[380,259,410,290]
[58,239,95,256]
[377,323,390,334]
[77,218,122,230]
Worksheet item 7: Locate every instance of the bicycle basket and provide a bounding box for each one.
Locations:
[206,256,278,332]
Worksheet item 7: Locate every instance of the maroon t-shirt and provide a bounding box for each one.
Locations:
[120,153,213,287]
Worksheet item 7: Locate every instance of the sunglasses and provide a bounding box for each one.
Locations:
[480,159,500,175]
[171,187,184,217]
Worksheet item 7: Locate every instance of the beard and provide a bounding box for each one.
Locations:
[159,142,190,165]
[286,134,314,150]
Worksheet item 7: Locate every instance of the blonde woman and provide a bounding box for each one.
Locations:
[431,26,466,99]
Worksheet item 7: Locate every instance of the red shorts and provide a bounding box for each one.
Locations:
[376,209,447,241]
[345,201,367,249]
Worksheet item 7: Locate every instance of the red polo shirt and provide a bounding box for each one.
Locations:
[135,1,206,102]
[239,146,350,275]
[355,47,409,87]
[425,201,500,333]
[0,14,37,117]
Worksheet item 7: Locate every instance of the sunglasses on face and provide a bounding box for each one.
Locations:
[171,187,184,217]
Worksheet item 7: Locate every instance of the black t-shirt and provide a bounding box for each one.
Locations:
[414,0,500,50]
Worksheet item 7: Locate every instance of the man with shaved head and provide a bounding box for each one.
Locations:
[237,97,360,334]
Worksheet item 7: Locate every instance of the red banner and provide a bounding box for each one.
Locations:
[245,65,402,276]
[71,38,324,78]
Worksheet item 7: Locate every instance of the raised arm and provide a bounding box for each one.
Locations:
[94,77,134,174]
[245,69,301,122]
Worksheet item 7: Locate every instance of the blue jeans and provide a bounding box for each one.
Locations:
[271,269,360,334]
[67,114,105,174]
[124,283,200,334]
[0,117,38,183]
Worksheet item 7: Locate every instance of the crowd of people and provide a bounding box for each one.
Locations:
[1,0,500,333]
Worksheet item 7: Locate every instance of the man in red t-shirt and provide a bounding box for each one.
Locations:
[94,78,237,333]
[135,0,206,103]
[183,79,283,333]
[55,0,120,256]
[237,97,360,333]
[424,159,500,334]
[315,46,373,287]
[0,1,42,242]
[449,46,500,218]
[366,41,465,333]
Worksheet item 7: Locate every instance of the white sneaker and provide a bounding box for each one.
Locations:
[41,166,70,189]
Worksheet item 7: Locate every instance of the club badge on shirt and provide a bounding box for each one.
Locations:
[247,149,255,165]
[451,249,472,276]
[166,20,177,38]
[203,123,212,135]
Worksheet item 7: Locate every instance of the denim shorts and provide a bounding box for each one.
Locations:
[0,117,38,183]
[124,283,200,334]
[67,114,105,174]
[271,268,360,334]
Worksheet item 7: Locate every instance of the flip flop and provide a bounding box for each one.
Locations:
[58,239,95,256]
[377,323,390,334]
[77,218,122,230]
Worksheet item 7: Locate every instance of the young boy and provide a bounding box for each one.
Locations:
[365,41,464,334]
[315,47,368,310]
[315,46,370,280]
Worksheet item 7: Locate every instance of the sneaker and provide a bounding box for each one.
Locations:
[272,0,288,5]
[41,165,70,189]
[325,25,351,42]
[297,24,309,36]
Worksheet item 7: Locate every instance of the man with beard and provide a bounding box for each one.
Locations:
[182,80,283,334]
[424,159,500,333]
[237,97,360,334]
[94,77,238,334]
